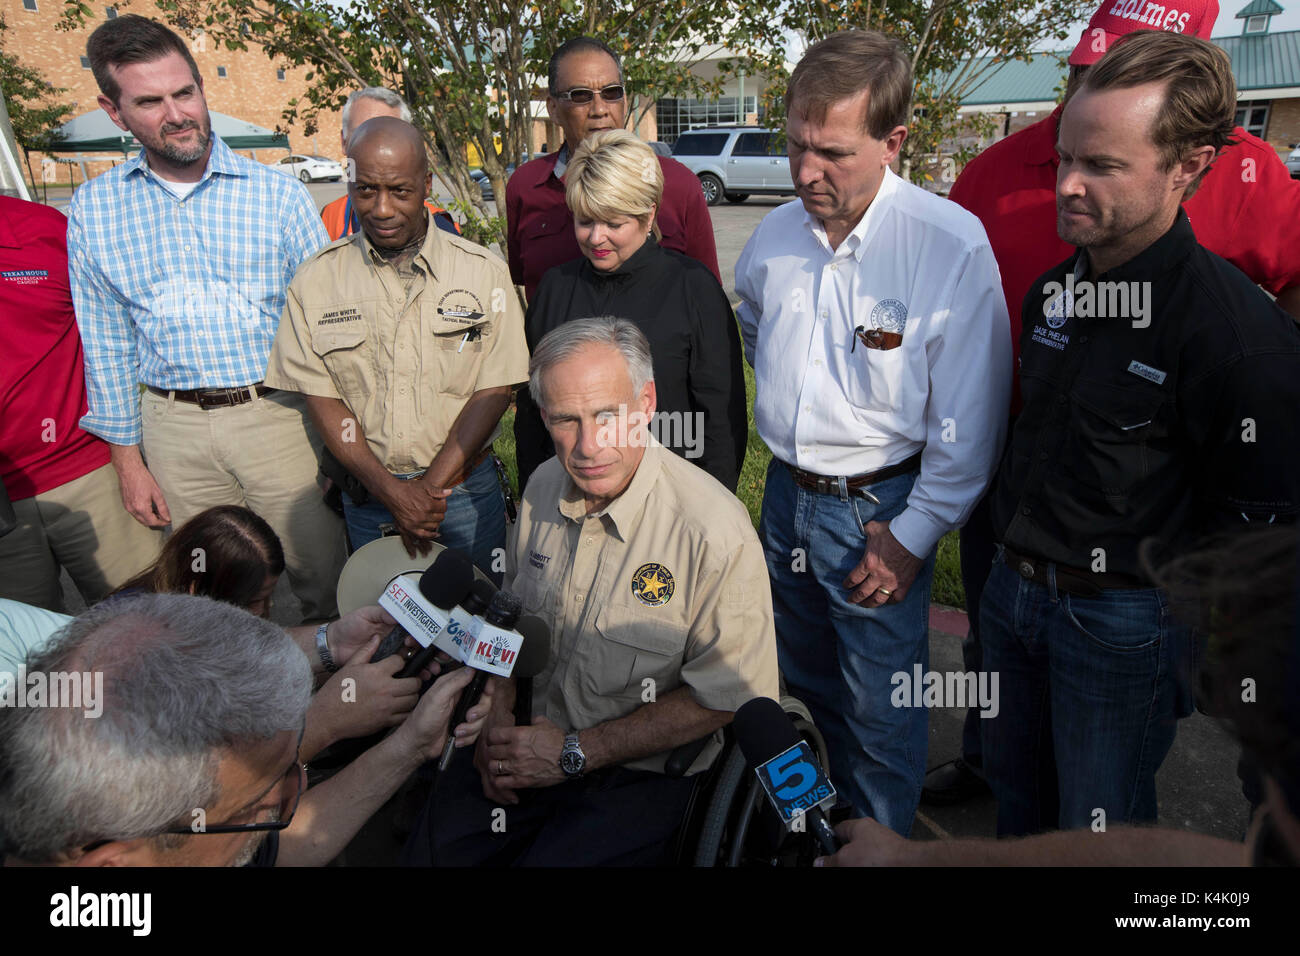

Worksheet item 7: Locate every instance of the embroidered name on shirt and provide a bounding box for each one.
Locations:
[528,550,551,570]
[1127,360,1167,385]
[1030,326,1069,351]
[2,269,49,285]
[318,308,361,325]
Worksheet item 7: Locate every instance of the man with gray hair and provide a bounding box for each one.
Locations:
[320,86,459,240]
[0,592,487,866]
[409,316,778,866]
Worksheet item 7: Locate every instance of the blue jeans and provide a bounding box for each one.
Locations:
[759,460,935,835]
[978,556,1182,836]
[343,456,506,584]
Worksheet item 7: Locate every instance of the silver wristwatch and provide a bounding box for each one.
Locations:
[560,732,586,778]
[315,623,338,673]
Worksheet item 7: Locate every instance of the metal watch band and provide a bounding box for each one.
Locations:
[315,623,339,673]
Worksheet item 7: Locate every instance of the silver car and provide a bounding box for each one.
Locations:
[670,127,795,206]
[1287,144,1300,179]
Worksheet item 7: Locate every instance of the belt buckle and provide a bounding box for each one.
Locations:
[814,476,830,495]
[1018,560,1036,581]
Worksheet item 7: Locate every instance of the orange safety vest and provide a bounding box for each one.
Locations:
[321,195,461,240]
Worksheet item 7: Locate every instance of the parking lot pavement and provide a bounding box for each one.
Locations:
[705,196,796,301]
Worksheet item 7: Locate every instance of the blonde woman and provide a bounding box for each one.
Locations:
[513,130,746,492]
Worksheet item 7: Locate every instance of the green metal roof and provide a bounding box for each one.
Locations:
[1236,0,1284,19]
[1216,30,1300,90]
[952,52,1068,106]
[953,29,1300,105]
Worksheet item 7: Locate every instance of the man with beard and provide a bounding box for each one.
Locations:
[65,15,346,621]
[979,31,1300,837]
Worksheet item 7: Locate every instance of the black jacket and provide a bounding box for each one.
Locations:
[991,211,1300,580]
[513,235,747,492]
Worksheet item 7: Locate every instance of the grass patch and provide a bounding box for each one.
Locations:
[496,336,966,610]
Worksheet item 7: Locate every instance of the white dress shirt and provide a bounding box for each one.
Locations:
[735,167,1012,558]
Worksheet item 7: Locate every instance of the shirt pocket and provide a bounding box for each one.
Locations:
[587,601,689,700]
[431,322,488,398]
[1066,378,1170,498]
[310,326,373,397]
[843,341,908,412]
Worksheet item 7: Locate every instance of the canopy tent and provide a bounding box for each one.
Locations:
[45,108,290,155]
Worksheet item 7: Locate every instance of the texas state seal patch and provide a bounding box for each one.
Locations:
[631,563,675,607]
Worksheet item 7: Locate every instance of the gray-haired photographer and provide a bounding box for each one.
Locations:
[0,592,490,867]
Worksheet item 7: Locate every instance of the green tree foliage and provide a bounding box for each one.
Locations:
[1,15,75,153]
[111,0,786,245]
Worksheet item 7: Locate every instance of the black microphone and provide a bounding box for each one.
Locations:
[437,590,524,771]
[506,613,552,723]
[397,564,490,679]
[733,697,841,856]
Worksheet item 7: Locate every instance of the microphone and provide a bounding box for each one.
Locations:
[398,574,494,680]
[437,591,543,771]
[733,697,840,856]
[373,550,472,663]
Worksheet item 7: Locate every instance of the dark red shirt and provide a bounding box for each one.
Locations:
[505,150,721,300]
[0,197,110,500]
[948,105,1300,411]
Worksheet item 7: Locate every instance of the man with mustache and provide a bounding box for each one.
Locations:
[65,15,345,621]
[979,31,1300,836]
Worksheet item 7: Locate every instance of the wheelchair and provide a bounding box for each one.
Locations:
[668,694,833,867]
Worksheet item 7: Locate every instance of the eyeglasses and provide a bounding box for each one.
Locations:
[554,84,625,105]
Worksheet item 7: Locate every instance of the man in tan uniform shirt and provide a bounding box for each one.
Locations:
[407,316,778,866]
[267,117,528,576]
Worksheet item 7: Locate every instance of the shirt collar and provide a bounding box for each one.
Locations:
[551,144,570,179]
[801,165,901,261]
[358,209,441,280]
[1025,105,1064,168]
[581,231,660,280]
[122,133,246,186]
[556,436,664,540]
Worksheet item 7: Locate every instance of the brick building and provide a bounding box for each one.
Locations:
[2,0,341,185]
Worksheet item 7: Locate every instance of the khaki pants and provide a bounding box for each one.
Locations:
[140,388,346,621]
[0,462,162,612]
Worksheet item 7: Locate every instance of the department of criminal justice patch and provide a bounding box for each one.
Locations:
[631,563,674,607]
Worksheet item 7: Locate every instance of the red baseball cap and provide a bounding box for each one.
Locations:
[1068,0,1218,66]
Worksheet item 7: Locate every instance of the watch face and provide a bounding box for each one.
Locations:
[561,748,585,776]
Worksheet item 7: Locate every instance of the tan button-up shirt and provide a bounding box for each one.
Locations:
[507,438,779,775]
[266,214,529,473]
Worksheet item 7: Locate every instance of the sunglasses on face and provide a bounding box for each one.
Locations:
[554,84,626,105]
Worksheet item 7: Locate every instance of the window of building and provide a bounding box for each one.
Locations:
[655,95,759,143]
[1245,15,1268,34]
[80,55,90,69]
[277,69,286,81]
[217,65,228,78]
[1234,100,1269,139]
[106,7,117,18]
[23,0,38,11]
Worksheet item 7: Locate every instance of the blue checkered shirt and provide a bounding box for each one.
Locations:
[66,135,329,445]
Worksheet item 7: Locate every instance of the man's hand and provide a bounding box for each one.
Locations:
[382,476,452,557]
[310,637,422,744]
[389,666,492,763]
[843,519,923,607]
[327,606,399,668]
[483,715,568,792]
[814,817,913,867]
[110,445,170,528]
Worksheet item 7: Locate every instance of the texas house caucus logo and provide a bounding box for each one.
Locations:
[631,563,674,607]
[870,298,908,334]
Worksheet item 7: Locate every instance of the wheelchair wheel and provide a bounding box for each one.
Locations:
[692,743,749,866]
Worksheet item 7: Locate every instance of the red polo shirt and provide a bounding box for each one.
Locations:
[948,105,1300,410]
[505,150,721,300]
[0,197,110,500]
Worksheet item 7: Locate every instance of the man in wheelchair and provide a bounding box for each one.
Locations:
[405,317,779,866]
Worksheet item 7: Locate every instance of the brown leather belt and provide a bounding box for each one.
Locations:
[147,383,278,410]
[447,447,492,490]
[786,451,923,497]
[1002,545,1148,597]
